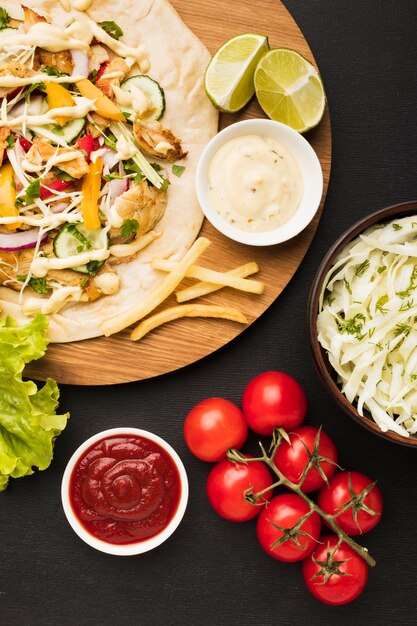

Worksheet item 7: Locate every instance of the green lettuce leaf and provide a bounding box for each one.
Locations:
[0,315,69,491]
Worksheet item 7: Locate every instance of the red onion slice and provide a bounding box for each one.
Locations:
[101,148,119,169]
[0,228,48,251]
[109,178,127,203]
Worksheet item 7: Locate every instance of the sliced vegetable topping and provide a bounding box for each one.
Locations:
[53,223,109,275]
[318,214,417,436]
[76,79,126,121]
[44,82,74,127]
[120,75,165,122]
[0,163,18,230]
[80,157,103,230]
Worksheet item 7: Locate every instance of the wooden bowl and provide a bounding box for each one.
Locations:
[307,200,417,448]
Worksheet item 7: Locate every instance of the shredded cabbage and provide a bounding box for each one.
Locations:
[317,215,417,437]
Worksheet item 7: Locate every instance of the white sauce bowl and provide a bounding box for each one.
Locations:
[196,119,323,246]
[61,427,189,556]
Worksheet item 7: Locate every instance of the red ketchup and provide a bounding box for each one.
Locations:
[69,435,181,545]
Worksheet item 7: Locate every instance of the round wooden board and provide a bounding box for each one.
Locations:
[26,0,331,385]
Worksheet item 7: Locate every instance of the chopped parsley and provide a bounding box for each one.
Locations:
[121,218,139,240]
[17,275,49,295]
[24,82,45,103]
[376,295,389,315]
[172,164,186,178]
[103,173,126,182]
[41,67,67,77]
[355,259,370,277]
[6,134,15,149]
[124,159,144,182]
[66,224,93,253]
[394,323,412,337]
[343,277,352,294]
[98,20,123,40]
[160,177,170,192]
[0,7,10,30]
[53,168,74,182]
[399,299,414,312]
[377,265,387,274]
[85,260,103,276]
[102,132,117,151]
[392,223,403,231]
[23,178,41,204]
[339,313,366,340]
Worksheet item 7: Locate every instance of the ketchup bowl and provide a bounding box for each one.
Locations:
[61,428,189,556]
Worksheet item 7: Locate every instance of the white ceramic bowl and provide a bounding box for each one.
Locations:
[61,427,189,556]
[196,118,323,246]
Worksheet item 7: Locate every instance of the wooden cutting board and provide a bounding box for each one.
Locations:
[26,0,331,385]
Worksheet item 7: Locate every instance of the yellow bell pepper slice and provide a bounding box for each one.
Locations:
[0,163,19,230]
[44,82,74,127]
[76,79,125,122]
[80,158,103,230]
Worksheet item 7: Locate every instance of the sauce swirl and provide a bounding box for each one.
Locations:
[208,134,303,233]
[69,435,181,545]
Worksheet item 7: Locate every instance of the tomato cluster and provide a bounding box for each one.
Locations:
[184,371,383,606]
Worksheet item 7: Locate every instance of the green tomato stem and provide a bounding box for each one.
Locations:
[227,431,376,568]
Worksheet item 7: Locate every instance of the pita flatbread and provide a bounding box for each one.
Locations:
[0,0,218,341]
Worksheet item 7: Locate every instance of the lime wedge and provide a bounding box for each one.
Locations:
[205,33,269,113]
[254,48,326,132]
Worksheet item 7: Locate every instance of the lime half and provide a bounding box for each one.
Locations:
[254,48,325,132]
[205,33,269,113]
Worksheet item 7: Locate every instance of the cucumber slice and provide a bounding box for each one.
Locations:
[53,223,109,275]
[120,75,165,122]
[34,118,85,146]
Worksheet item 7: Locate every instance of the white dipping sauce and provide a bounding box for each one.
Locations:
[208,134,303,233]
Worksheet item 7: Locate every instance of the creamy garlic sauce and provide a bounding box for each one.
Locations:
[3,98,95,129]
[0,75,86,88]
[109,230,161,257]
[94,273,120,295]
[23,286,82,315]
[115,134,137,161]
[31,248,110,277]
[2,23,91,53]
[208,134,303,233]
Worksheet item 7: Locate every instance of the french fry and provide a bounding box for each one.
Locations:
[151,259,264,295]
[131,304,248,341]
[101,237,210,336]
[176,261,259,303]
[109,230,161,258]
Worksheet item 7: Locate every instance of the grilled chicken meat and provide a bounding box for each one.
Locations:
[22,6,47,31]
[0,127,10,166]
[22,6,73,75]
[96,57,129,99]
[0,62,36,98]
[25,138,89,179]
[133,119,187,162]
[109,181,167,244]
[88,45,110,74]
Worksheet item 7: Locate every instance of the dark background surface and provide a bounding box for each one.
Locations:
[2,1,417,624]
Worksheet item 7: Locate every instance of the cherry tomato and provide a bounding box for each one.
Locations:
[302,535,368,605]
[274,426,338,493]
[184,398,247,462]
[256,494,321,562]
[206,457,273,522]
[242,371,307,435]
[318,471,383,536]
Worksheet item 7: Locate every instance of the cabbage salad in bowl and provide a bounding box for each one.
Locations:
[318,215,417,438]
